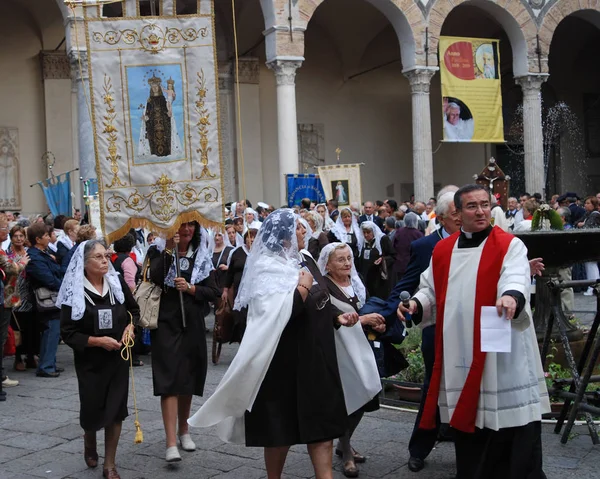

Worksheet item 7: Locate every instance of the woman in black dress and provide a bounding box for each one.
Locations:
[328,207,363,262]
[59,240,140,479]
[220,228,257,342]
[189,209,358,479]
[306,211,329,259]
[146,222,219,462]
[210,230,234,294]
[319,243,384,478]
[357,221,395,299]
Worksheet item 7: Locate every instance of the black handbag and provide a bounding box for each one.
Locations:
[34,287,58,312]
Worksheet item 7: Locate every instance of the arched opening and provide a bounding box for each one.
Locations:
[436,2,528,196]
[298,0,413,201]
[546,10,600,195]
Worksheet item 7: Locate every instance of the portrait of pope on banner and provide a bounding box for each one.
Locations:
[128,65,185,164]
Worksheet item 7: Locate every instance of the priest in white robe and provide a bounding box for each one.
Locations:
[399,184,550,479]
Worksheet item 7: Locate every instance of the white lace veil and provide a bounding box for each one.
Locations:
[207,227,232,255]
[317,242,366,305]
[360,220,385,255]
[233,208,301,311]
[331,207,364,252]
[56,240,125,321]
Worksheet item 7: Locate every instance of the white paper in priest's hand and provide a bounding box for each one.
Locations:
[480,306,511,353]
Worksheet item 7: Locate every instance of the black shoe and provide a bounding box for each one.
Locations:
[36,371,60,378]
[408,457,425,472]
[55,367,65,373]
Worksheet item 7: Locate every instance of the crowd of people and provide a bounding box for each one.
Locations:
[0,186,599,479]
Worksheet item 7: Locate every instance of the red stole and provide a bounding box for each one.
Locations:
[419,226,514,433]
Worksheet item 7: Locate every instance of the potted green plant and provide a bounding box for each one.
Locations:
[384,328,425,403]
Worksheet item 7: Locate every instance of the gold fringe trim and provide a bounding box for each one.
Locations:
[104,211,224,245]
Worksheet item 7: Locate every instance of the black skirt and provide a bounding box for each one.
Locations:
[244,254,347,447]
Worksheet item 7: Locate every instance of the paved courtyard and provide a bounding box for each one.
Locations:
[1,295,599,479]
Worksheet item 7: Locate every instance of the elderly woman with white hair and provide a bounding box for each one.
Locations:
[318,242,383,477]
[358,221,395,299]
[391,212,423,282]
[305,210,329,259]
[59,240,140,479]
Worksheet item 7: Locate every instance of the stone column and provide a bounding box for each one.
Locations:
[218,68,238,202]
[68,50,96,181]
[515,74,549,196]
[266,58,303,206]
[403,67,438,202]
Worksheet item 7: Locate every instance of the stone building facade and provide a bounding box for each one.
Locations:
[1,0,599,213]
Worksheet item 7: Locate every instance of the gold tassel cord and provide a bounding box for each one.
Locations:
[121,312,144,444]
[231,0,247,204]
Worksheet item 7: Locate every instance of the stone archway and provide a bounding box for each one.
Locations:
[538,2,600,67]
[298,0,422,70]
[428,0,533,76]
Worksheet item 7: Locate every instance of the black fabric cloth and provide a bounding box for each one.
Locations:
[327,230,359,263]
[112,253,142,285]
[211,246,233,291]
[145,94,171,157]
[223,247,248,342]
[408,324,440,460]
[60,276,140,431]
[244,254,347,447]
[55,241,71,266]
[453,421,546,479]
[147,247,219,396]
[357,235,395,299]
[307,233,329,260]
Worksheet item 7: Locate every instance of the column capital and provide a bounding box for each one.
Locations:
[403,67,438,94]
[40,51,71,80]
[515,74,549,96]
[266,58,303,86]
[68,50,89,82]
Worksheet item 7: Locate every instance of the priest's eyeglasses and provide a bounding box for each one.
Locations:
[463,202,491,212]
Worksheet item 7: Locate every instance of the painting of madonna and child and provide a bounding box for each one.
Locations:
[127,64,186,164]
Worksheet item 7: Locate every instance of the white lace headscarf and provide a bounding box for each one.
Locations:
[234,208,301,311]
[154,224,214,286]
[56,240,125,321]
[317,242,366,306]
[306,211,324,239]
[360,220,385,255]
[331,207,364,252]
[316,203,335,231]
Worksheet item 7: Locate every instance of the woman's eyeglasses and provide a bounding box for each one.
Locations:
[89,253,111,262]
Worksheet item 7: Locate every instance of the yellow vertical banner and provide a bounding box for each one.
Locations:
[439,36,504,143]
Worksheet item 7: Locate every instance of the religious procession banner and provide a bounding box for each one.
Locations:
[83,0,223,243]
[439,36,504,143]
[317,164,363,207]
[286,174,326,208]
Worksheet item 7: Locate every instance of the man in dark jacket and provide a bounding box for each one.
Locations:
[25,223,63,378]
[380,192,461,473]
[359,201,384,231]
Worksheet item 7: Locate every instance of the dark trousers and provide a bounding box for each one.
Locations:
[14,311,39,365]
[0,306,9,380]
[408,325,440,460]
[454,421,546,479]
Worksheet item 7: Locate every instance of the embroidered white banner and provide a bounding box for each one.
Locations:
[317,164,363,207]
[83,1,223,243]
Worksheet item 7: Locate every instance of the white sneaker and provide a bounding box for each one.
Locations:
[165,446,181,462]
[583,287,594,296]
[2,377,19,387]
[178,434,196,451]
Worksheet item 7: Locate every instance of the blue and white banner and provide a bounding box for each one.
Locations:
[286,174,326,207]
[37,172,72,216]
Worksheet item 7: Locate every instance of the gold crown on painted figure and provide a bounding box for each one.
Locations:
[148,74,162,86]
[167,77,174,87]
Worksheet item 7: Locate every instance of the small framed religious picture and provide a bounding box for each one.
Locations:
[332,179,350,206]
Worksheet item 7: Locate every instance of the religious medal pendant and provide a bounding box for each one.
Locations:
[179,257,190,271]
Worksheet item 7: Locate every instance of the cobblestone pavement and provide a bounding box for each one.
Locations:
[1,295,599,479]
